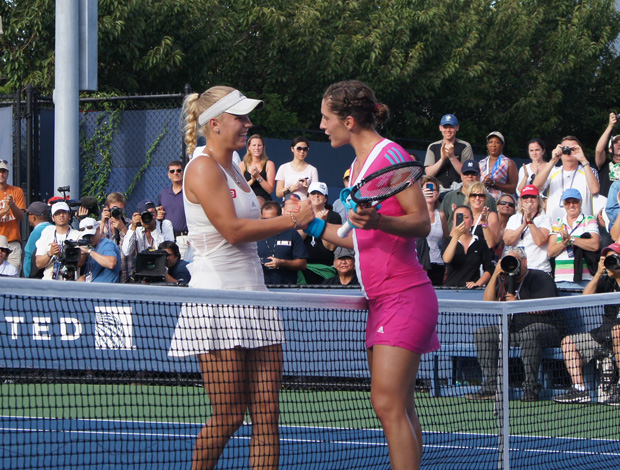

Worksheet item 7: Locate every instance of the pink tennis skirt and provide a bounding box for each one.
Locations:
[366,282,440,354]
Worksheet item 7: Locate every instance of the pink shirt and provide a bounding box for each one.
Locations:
[351,139,429,299]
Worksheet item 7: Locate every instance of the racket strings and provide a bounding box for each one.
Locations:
[353,166,423,201]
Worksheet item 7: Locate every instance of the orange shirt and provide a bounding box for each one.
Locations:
[0,185,26,242]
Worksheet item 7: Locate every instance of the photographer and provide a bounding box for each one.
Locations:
[121,199,174,259]
[76,217,121,283]
[554,243,620,405]
[466,247,564,402]
[35,202,81,280]
[100,192,133,282]
[159,241,190,285]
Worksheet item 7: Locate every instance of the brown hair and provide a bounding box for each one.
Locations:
[322,80,389,130]
[243,134,269,169]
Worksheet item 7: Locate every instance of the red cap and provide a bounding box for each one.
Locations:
[602,243,620,256]
[520,184,539,197]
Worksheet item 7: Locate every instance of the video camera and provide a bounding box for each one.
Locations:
[127,249,167,283]
[52,238,89,280]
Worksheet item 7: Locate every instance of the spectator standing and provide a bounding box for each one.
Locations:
[76,217,121,283]
[23,201,52,278]
[322,246,359,286]
[159,240,191,284]
[594,112,620,195]
[420,176,448,285]
[553,243,620,405]
[0,235,19,277]
[275,137,319,200]
[442,205,495,288]
[35,202,81,280]
[257,201,308,285]
[239,134,276,201]
[533,136,600,222]
[503,185,552,273]
[479,132,518,200]
[466,247,563,402]
[423,114,474,192]
[440,160,497,231]
[0,159,26,271]
[517,138,547,194]
[548,189,600,290]
[158,161,189,259]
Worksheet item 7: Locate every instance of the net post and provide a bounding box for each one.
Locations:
[496,304,510,470]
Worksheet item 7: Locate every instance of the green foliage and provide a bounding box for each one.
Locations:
[2,0,620,154]
[124,126,168,199]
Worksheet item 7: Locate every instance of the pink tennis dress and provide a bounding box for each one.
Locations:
[351,139,440,354]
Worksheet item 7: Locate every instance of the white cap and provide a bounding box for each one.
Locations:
[0,235,12,253]
[51,201,71,216]
[308,182,328,196]
[79,217,98,236]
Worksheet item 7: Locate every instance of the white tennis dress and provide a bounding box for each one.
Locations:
[168,156,284,356]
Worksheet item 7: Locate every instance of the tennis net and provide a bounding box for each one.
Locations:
[1,278,619,469]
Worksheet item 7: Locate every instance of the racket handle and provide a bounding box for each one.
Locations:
[337,221,355,238]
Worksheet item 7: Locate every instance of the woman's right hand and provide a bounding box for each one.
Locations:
[284,199,315,230]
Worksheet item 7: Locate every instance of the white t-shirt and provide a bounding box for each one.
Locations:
[505,211,552,272]
[544,165,598,222]
[0,260,18,277]
[275,162,319,200]
[35,226,81,280]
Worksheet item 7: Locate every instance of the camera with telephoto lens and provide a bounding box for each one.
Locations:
[110,206,122,219]
[561,146,573,155]
[55,239,89,280]
[604,254,620,271]
[140,210,153,225]
[500,255,521,276]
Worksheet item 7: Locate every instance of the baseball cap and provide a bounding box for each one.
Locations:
[334,246,355,259]
[51,201,71,215]
[197,90,263,126]
[602,243,620,256]
[136,199,156,213]
[440,114,459,127]
[561,188,582,202]
[487,131,505,145]
[0,235,12,253]
[461,160,480,175]
[520,185,539,197]
[79,217,98,236]
[308,182,328,196]
[26,201,50,216]
[0,160,9,171]
[610,135,620,147]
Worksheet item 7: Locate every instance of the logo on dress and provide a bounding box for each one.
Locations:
[230,189,237,198]
[377,326,384,334]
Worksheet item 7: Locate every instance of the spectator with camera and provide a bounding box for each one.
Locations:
[257,201,308,285]
[100,192,134,282]
[121,199,174,260]
[594,112,620,196]
[466,247,563,402]
[75,217,121,283]
[423,114,474,193]
[503,185,552,274]
[35,202,81,280]
[554,243,620,405]
[158,161,189,259]
[533,136,600,222]
[548,189,601,290]
[0,159,26,272]
[23,201,52,278]
[158,241,191,285]
[0,235,19,277]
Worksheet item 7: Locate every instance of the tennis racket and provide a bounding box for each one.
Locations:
[337,161,424,238]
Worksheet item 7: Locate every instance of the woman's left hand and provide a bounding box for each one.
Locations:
[284,199,315,230]
[480,206,489,223]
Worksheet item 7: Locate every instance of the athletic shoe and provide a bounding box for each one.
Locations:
[464,390,494,400]
[521,389,539,402]
[603,385,620,406]
[553,387,591,404]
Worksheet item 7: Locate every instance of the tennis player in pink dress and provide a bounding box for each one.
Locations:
[315,80,439,470]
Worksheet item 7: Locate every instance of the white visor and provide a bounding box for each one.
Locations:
[198,90,263,126]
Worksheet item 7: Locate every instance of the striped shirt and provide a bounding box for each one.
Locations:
[551,214,599,283]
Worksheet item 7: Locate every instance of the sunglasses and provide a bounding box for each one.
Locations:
[79,225,96,232]
[169,169,183,174]
[521,195,537,200]
[469,193,486,199]
[294,146,309,152]
[563,199,581,205]
[0,159,8,164]
[498,201,515,208]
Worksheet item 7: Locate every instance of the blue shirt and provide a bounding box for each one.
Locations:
[257,229,308,285]
[606,179,620,227]
[24,221,52,277]
[86,238,121,283]
[158,186,187,233]
[169,259,191,284]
